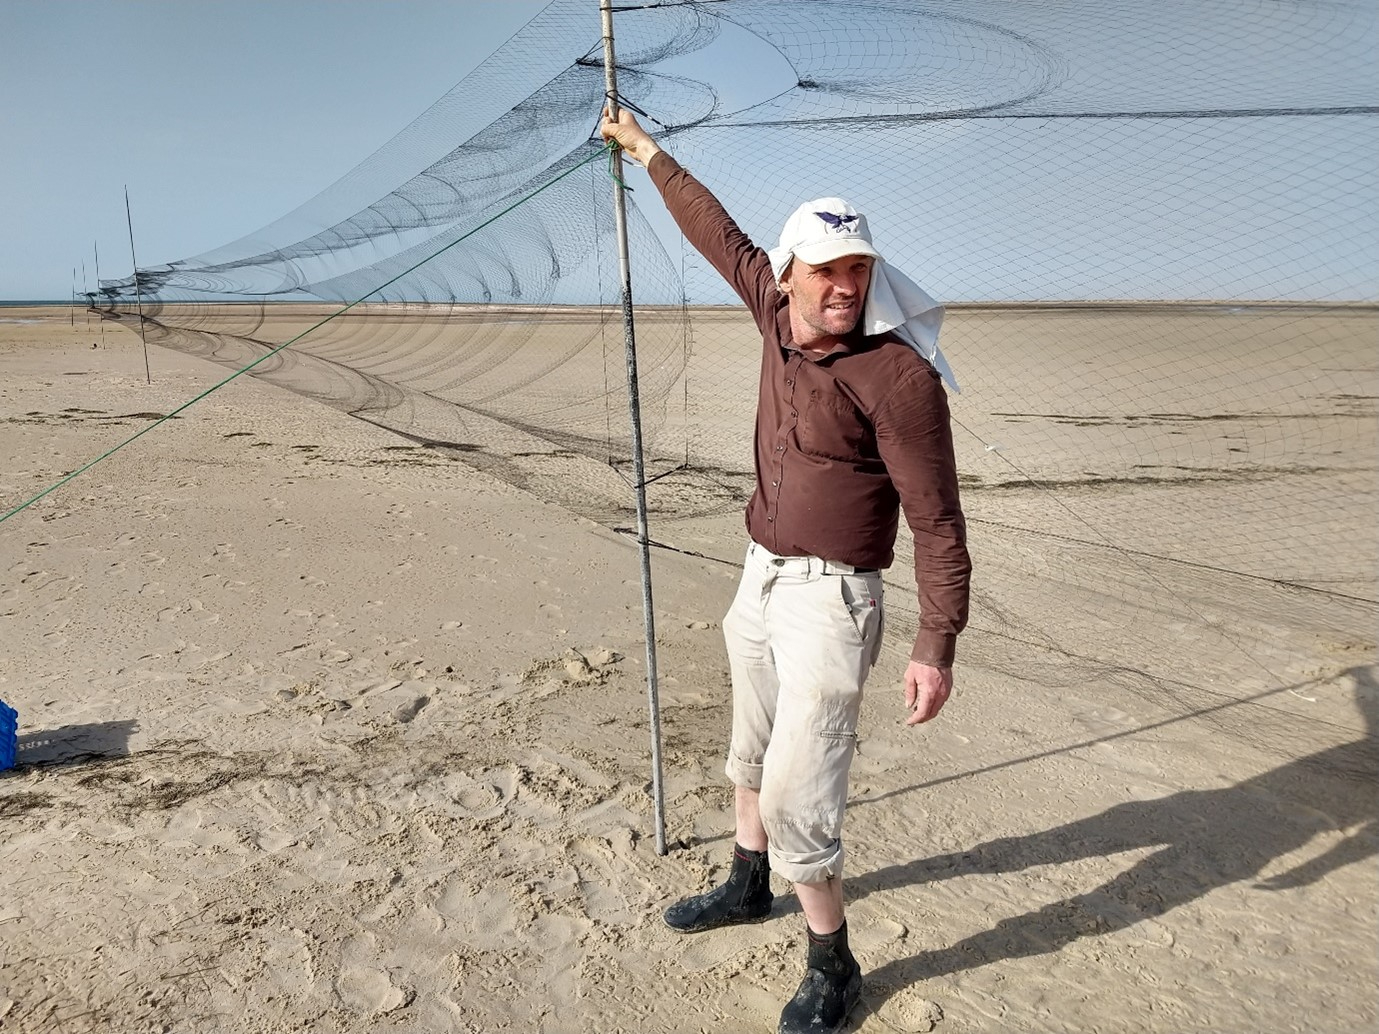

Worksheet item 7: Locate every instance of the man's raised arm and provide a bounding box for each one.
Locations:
[599,107,776,320]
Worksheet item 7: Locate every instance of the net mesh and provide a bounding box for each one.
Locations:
[89,0,1377,744]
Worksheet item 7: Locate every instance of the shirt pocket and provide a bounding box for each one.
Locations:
[798,389,874,462]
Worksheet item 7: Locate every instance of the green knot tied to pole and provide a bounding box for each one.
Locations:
[606,143,634,191]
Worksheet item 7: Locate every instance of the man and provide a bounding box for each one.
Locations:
[601,108,971,1034]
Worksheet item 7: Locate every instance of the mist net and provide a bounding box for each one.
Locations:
[93,0,1377,763]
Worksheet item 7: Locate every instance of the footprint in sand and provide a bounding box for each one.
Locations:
[431,766,518,821]
[355,682,431,726]
[336,933,412,1014]
[335,966,411,1014]
[567,837,638,924]
[867,988,944,1033]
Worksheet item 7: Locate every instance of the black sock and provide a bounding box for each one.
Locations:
[805,920,857,974]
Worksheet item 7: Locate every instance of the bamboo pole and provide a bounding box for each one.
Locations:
[600,0,668,856]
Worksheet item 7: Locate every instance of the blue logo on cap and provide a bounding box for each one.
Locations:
[815,211,860,233]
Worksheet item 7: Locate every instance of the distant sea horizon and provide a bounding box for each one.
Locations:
[2,297,1376,312]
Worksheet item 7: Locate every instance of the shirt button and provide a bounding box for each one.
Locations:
[772,480,779,487]
[791,410,797,417]
[767,516,774,522]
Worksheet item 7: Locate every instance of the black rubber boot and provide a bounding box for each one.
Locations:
[663,844,774,933]
[777,922,864,1034]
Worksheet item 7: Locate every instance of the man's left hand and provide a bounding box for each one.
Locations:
[904,662,953,725]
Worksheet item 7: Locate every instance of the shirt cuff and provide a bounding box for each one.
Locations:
[911,631,956,668]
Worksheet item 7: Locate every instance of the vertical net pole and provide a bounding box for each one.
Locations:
[94,241,107,349]
[124,186,152,384]
[600,0,668,856]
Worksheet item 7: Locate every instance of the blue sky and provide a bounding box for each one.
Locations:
[3,1,1375,303]
[0,1,547,299]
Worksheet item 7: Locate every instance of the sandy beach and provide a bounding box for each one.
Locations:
[1,305,1375,1033]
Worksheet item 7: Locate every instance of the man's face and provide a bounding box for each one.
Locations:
[780,254,874,346]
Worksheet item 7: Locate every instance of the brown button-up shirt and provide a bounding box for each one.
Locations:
[648,153,971,666]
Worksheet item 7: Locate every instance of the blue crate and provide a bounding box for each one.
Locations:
[0,699,16,771]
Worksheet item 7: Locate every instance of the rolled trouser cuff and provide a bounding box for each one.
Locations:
[766,831,845,885]
[725,749,764,790]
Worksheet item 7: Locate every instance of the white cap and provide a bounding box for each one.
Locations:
[770,197,882,274]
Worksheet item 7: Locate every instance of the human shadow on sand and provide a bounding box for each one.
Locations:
[854,664,1377,1000]
[11,718,139,770]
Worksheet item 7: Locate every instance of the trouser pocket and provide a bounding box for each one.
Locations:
[838,573,884,667]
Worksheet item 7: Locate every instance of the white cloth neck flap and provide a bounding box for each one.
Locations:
[766,247,960,394]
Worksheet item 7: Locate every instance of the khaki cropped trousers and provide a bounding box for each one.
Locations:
[722,541,885,884]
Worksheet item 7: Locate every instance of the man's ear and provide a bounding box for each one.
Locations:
[778,264,794,295]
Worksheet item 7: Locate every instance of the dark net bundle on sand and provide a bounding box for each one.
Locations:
[92,0,1377,764]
